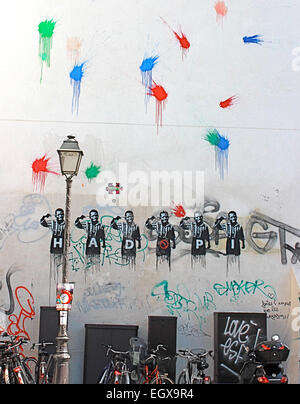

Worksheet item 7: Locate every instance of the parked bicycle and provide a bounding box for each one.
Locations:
[177,348,213,384]
[129,337,147,383]
[0,333,35,384]
[98,344,131,384]
[26,340,55,384]
[139,344,174,384]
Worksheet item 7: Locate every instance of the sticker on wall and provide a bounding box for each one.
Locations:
[32,154,59,192]
[160,17,190,59]
[145,211,176,271]
[205,129,230,180]
[140,54,159,109]
[38,19,56,83]
[106,182,123,195]
[110,210,141,268]
[70,61,86,114]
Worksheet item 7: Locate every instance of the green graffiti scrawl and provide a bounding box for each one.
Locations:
[38,19,56,82]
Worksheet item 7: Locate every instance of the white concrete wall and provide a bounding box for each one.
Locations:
[0,0,299,383]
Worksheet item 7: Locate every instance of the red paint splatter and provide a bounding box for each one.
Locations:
[32,154,59,191]
[160,17,190,59]
[173,31,190,59]
[148,81,168,134]
[214,1,228,23]
[219,95,238,109]
[172,204,186,218]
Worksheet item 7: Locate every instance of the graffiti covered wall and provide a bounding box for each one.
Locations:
[0,0,300,383]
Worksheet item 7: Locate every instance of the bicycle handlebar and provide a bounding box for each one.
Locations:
[4,338,29,352]
[102,344,130,358]
[30,341,54,350]
[149,344,168,354]
[177,349,213,360]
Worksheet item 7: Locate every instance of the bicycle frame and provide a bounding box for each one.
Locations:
[99,344,131,384]
[142,363,160,384]
[177,349,212,384]
[113,359,131,384]
[30,341,54,384]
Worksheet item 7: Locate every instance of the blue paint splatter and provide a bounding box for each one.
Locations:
[243,35,264,45]
[205,129,230,180]
[70,62,86,114]
[139,55,159,109]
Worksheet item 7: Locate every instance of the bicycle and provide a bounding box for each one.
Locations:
[98,344,131,384]
[25,340,55,384]
[139,344,174,384]
[177,348,213,384]
[0,333,35,384]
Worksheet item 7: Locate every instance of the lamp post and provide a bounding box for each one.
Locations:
[52,135,83,384]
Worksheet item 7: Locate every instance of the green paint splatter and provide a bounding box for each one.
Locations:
[205,129,221,146]
[85,162,101,181]
[38,19,56,82]
[204,128,230,180]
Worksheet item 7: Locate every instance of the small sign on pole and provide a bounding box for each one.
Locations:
[56,282,75,311]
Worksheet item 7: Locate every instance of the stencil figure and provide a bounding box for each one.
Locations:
[111,210,141,267]
[75,209,106,257]
[40,208,65,301]
[214,211,245,275]
[145,211,176,270]
[40,208,65,254]
[180,211,210,267]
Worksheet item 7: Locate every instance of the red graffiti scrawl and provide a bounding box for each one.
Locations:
[160,17,190,59]
[219,95,238,109]
[149,81,168,134]
[32,154,59,192]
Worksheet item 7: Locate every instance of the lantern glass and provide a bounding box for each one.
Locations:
[57,135,83,177]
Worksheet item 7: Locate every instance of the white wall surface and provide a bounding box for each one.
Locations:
[0,0,300,383]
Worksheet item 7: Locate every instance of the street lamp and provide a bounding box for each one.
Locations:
[52,135,83,384]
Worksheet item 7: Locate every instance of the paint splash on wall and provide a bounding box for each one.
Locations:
[38,19,56,83]
[219,95,238,109]
[70,62,86,114]
[148,81,168,134]
[171,203,186,218]
[140,55,159,109]
[160,17,190,59]
[32,154,59,192]
[214,1,228,23]
[205,129,230,180]
[67,37,82,64]
[243,35,264,45]
[85,162,101,182]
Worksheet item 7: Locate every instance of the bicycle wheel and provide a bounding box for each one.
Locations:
[119,373,130,384]
[150,375,174,384]
[177,371,188,384]
[22,358,37,384]
[98,366,114,384]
